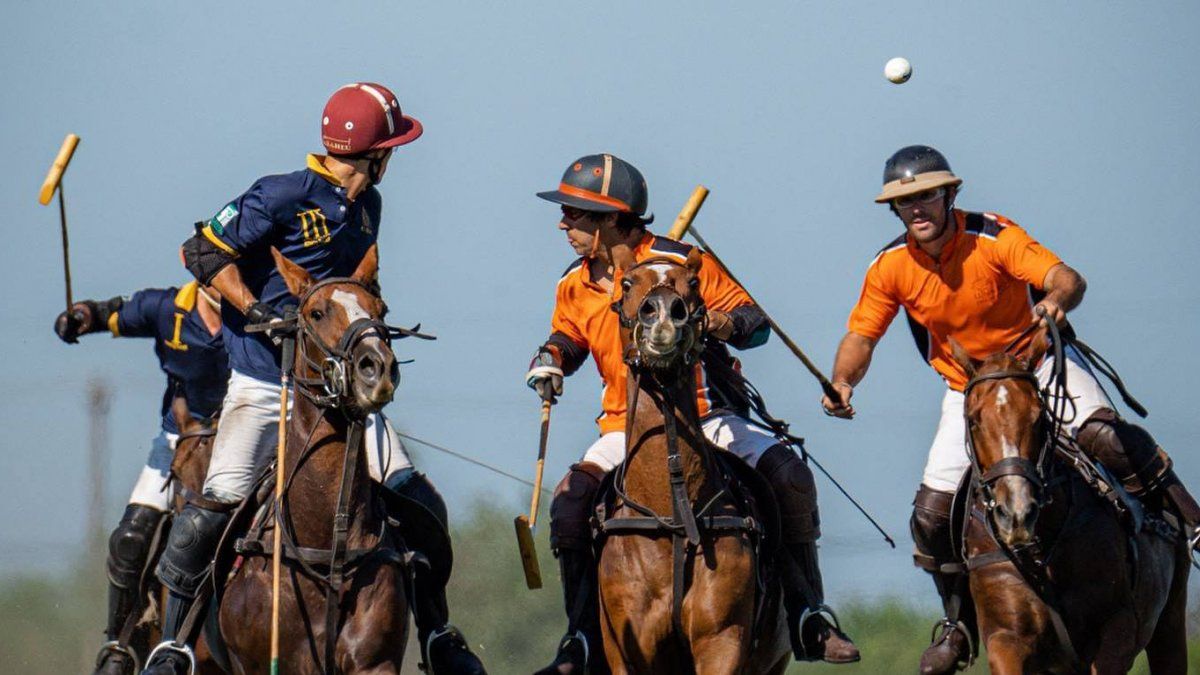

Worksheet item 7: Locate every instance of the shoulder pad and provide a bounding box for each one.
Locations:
[559,257,585,279]
[647,235,693,261]
[874,233,907,257]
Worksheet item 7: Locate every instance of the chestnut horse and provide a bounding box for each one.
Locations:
[952,331,1189,674]
[597,251,790,674]
[217,246,411,674]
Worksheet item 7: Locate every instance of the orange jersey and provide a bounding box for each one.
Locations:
[551,233,755,434]
[847,210,1063,391]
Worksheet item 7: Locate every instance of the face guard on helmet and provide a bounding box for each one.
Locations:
[537,153,654,225]
[875,145,963,204]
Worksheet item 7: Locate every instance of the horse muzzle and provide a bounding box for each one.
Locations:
[634,293,694,367]
[348,339,397,413]
[992,476,1040,546]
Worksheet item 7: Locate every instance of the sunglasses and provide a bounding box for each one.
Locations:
[894,186,946,209]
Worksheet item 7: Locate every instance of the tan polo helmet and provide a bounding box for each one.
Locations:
[875,145,963,203]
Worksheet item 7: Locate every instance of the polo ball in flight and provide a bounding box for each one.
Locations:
[885,57,912,84]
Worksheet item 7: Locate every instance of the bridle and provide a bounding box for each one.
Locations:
[610,257,708,369]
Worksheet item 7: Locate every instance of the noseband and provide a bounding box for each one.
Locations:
[610,258,708,368]
[963,369,1051,515]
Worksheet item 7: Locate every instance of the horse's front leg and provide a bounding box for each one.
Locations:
[600,536,675,674]
[985,630,1037,675]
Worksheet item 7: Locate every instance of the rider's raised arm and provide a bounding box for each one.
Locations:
[695,251,769,350]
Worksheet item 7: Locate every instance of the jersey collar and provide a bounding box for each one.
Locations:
[306,154,344,187]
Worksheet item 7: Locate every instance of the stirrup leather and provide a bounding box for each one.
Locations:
[796,604,841,660]
[95,640,140,673]
[144,641,195,675]
[928,618,975,669]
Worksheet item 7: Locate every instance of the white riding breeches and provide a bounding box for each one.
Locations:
[581,412,781,473]
[203,370,413,503]
[921,345,1114,492]
[127,431,178,511]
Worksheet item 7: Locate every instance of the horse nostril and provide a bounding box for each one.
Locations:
[639,300,657,322]
[357,355,380,381]
[670,298,687,321]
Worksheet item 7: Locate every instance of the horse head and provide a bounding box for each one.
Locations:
[272,245,398,418]
[613,249,707,371]
[952,330,1050,548]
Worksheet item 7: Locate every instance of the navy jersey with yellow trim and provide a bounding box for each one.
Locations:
[202,154,382,382]
[114,283,229,433]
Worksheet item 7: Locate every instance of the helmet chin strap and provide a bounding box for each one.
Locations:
[367,155,385,185]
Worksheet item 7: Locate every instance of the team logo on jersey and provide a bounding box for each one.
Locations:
[209,203,239,235]
[298,208,331,247]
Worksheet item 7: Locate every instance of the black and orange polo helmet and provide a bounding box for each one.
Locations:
[537,153,653,223]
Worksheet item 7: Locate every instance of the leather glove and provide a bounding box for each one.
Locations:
[706,309,736,342]
[525,349,564,403]
[54,303,94,344]
[245,301,287,345]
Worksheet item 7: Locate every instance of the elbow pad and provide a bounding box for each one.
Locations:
[726,305,771,350]
[181,223,236,284]
[544,332,588,376]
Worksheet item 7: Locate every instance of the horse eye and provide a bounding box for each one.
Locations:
[621,278,632,292]
[688,277,700,289]
[309,309,325,321]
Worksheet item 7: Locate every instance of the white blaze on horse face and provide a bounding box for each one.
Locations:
[995,384,1009,408]
[1000,434,1021,459]
[645,263,673,285]
[331,290,381,346]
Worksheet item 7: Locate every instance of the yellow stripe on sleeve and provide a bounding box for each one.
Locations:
[201,225,239,257]
[108,312,121,337]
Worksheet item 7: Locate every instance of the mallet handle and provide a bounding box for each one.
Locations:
[39,134,80,206]
[666,185,709,241]
[529,400,551,528]
[687,226,841,402]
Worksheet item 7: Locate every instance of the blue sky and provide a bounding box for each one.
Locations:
[2,2,1197,604]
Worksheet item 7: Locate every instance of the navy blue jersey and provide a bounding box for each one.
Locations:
[113,282,230,434]
[200,154,382,382]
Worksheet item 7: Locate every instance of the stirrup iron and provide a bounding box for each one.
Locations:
[795,604,842,659]
[145,641,195,675]
[95,640,140,673]
[929,618,975,669]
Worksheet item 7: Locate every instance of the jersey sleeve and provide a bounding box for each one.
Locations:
[549,280,588,349]
[697,252,753,312]
[200,179,279,257]
[990,217,1063,289]
[846,258,900,341]
[115,289,167,338]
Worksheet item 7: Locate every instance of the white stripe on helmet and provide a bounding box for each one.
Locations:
[356,84,396,135]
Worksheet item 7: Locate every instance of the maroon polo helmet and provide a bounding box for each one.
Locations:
[321,83,423,156]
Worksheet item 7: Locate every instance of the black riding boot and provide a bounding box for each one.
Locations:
[94,505,167,675]
[757,445,859,664]
[536,462,608,675]
[141,501,231,675]
[1078,409,1200,547]
[383,470,486,675]
[910,485,977,675]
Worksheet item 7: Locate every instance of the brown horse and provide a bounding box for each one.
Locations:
[597,252,790,674]
[951,334,1189,674]
[216,246,411,674]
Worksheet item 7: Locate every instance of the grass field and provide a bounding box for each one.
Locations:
[3,500,1197,674]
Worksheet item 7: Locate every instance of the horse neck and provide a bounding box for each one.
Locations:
[284,389,376,549]
[623,364,713,514]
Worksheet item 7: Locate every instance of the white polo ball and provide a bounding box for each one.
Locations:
[884,57,912,84]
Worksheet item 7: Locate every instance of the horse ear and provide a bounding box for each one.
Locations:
[1020,325,1051,369]
[272,247,313,297]
[352,245,379,284]
[685,247,704,275]
[948,338,980,379]
[170,396,194,433]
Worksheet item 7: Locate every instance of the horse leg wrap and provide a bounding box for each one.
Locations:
[105,504,167,641]
[155,502,230,598]
[548,462,606,551]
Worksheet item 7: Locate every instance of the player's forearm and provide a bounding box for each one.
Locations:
[209,265,258,315]
[1042,264,1087,313]
[831,331,876,387]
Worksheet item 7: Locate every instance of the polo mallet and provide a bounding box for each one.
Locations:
[513,185,711,590]
[677,224,841,403]
[38,133,81,314]
[270,335,296,675]
[514,399,552,589]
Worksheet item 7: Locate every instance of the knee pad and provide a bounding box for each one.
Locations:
[155,503,230,598]
[756,444,820,543]
[549,462,606,551]
[386,469,448,531]
[1078,409,1170,496]
[107,504,167,589]
[910,484,955,572]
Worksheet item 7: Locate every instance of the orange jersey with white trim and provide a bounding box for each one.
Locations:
[847,210,1063,391]
[551,233,754,434]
